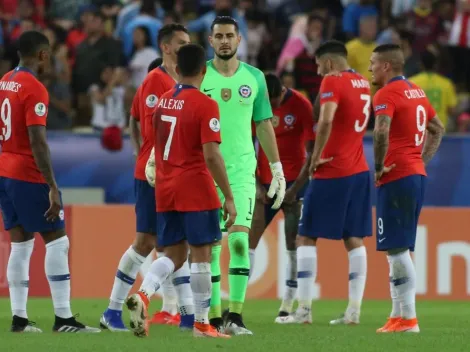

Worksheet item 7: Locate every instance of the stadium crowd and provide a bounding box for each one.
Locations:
[0,0,470,133]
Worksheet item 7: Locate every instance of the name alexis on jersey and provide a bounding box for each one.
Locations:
[404,89,426,100]
[351,79,370,89]
[0,81,21,92]
[157,98,184,110]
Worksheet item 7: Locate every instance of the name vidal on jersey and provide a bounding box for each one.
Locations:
[0,81,21,92]
[351,79,370,89]
[158,98,184,110]
[404,89,426,100]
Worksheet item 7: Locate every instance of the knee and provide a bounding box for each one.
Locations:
[133,233,155,257]
[296,235,315,248]
[344,237,364,252]
[228,233,249,264]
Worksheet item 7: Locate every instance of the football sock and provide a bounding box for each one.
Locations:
[209,245,222,319]
[347,246,367,313]
[297,245,317,310]
[45,236,72,319]
[280,250,297,313]
[157,252,178,315]
[8,238,34,319]
[248,248,256,279]
[190,262,211,325]
[140,257,175,300]
[172,260,194,324]
[389,250,417,319]
[228,232,250,314]
[109,246,146,311]
[387,255,401,318]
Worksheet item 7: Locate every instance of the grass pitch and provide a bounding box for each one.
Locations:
[1,299,469,352]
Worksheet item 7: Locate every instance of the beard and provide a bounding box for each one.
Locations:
[216,48,238,61]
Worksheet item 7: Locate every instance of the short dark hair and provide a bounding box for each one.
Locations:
[148,57,163,72]
[398,30,414,46]
[315,40,347,58]
[157,23,188,47]
[373,44,402,53]
[91,9,106,21]
[265,73,283,99]
[18,30,49,58]
[177,44,206,77]
[421,50,437,71]
[307,14,325,26]
[210,16,239,33]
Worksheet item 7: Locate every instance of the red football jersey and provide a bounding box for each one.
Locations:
[257,89,315,184]
[0,67,49,183]
[154,84,222,212]
[373,76,436,185]
[315,71,370,179]
[134,66,175,181]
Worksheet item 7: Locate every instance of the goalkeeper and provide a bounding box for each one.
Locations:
[200,16,286,336]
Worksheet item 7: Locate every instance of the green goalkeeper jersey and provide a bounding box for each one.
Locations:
[201,60,273,183]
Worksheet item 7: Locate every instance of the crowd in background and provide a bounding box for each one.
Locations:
[1,0,470,133]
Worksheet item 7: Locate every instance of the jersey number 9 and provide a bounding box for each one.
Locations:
[161,114,177,160]
[415,105,426,147]
[355,94,371,133]
[0,98,11,142]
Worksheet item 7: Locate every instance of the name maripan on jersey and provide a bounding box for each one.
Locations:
[0,81,21,93]
[404,89,426,100]
[351,79,370,89]
[157,98,184,110]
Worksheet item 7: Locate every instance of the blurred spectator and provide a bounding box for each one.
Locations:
[448,0,470,92]
[410,50,457,130]
[43,27,71,84]
[342,0,378,39]
[114,0,164,39]
[346,14,377,83]
[49,0,90,30]
[311,1,337,40]
[281,71,296,89]
[128,26,159,89]
[245,9,269,67]
[40,73,73,130]
[66,6,95,67]
[121,0,163,59]
[399,29,421,77]
[391,0,416,18]
[162,10,183,25]
[2,0,45,26]
[377,17,406,45]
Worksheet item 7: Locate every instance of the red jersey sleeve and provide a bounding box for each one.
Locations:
[319,76,340,105]
[131,89,141,121]
[373,88,396,118]
[23,82,49,127]
[198,98,221,145]
[142,78,165,118]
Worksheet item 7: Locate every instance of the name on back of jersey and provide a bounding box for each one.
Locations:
[158,98,184,110]
[404,89,426,100]
[0,81,21,92]
[351,79,370,89]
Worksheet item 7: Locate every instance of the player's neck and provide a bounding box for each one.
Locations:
[179,77,201,89]
[17,60,38,75]
[212,56,240,77]
[161,59,178,82]
[384,72,405,83]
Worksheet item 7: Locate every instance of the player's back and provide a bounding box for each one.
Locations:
[154,84,221,212]
[0,67,48,183]
[316,70,370,178]
[373,77,435,184]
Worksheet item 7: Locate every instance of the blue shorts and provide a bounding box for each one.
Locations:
[299,171,372,240]
[263,181,307,225]
[0,177,65,233]
[135,179,156,234]
[376,175,426,252]
[156,209,221,247]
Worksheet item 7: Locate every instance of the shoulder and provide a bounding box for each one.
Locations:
[241,62,264,80]
[291,89,312,105]
[22,74,48,96]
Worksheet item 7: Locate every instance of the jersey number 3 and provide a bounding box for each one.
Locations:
[0,98,11,142]
[161,114,176,160]
[355,94,371,133]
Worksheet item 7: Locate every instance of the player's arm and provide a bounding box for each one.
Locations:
[28,126,58,189]
[129,116,141,157]
[288,140,314,197]
[373,114,391,170]
[422,115,445,165]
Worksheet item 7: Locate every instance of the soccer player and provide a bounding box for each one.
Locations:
[370,44,444,333]
[0,31,100,333]
[249,73,315,322]
[101,24,191,331]
[287,40,372,325]
[200,16,286,335]
[126,43,236,338]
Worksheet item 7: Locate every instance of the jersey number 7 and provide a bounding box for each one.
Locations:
[0,98,12,142]
[161,114,177,160]
[355,94,371,133]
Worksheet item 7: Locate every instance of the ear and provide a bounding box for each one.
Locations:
[175,65,180,76]
[202,65,207,75]
[208,35,214,48]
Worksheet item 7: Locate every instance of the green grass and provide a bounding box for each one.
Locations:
[1,299,469,352]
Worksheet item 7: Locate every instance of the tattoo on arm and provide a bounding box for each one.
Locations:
[422,116,444,165]
[373,114,392,168]
[28,125,58,188]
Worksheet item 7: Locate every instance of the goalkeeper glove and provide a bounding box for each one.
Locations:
[145,147,156,187]
[267,161,286,209]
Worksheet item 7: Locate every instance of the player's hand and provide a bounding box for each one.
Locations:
[309,156,334,175]
[375,164,396,184]
[267,162,286,210]
[223,198,237,229]
[145,147,156,187]
[45,187,61,222]
[256,183,269,204]
[283,187,297,204]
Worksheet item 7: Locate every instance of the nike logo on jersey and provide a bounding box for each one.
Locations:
[203,88,215,92]
[378,238,386,243]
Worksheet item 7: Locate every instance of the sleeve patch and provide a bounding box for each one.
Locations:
[209,118,220,132]
[375,104,387,112]
[35,102,47,116]
[146,94,158,108]
[321,92,333,99]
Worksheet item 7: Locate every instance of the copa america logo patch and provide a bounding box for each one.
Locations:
[146,94,158,108]
[238,85,252,98]
[284,114,295,126]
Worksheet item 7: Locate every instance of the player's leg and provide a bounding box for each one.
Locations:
[185,209,230,338]
[127,211,188,337]
[331,171,372,325]
[170,258,194,329]
[375,175,425,333]
[247,196,267,279]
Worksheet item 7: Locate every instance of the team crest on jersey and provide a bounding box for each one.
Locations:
[284,114,296,126]
[238,85,252,98]
[375,104,387,112]
[146,94,158,108]
[272,115,280,128]
[35,102,46,116]
[209,118,220,132]
[221,88,231,102]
